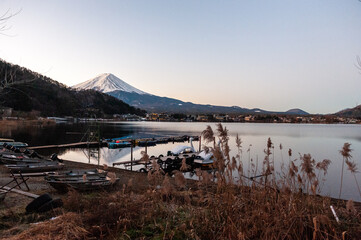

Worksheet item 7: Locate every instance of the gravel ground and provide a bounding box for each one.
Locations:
[0,159,152,238]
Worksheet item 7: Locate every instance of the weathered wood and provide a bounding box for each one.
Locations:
[28,142,103,150]
[1,186,39,198]
[12,172,55,177]
[113,159,148,166]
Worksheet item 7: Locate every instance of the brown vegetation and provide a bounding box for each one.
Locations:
[2,124,361,239]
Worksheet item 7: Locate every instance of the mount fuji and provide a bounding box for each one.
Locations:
[73,73,309,115]
[73,73,149,95]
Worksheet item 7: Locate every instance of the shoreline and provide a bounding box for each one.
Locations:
[1,157,361,239]
[1,118,360,125]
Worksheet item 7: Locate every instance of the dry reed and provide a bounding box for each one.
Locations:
[8,124,361,239]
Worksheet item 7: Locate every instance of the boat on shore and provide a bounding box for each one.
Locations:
[5,162,64,173]
[45,170,119,192]
[0,139,28,148]
[0,153,45,164]
[1,143,60,165]
[45,169,108,180]
[46,178,119,192]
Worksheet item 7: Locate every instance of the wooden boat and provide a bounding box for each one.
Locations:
[137,140,157,147]
[155,138,169,144]
[0,153,45,164]
[5,162,64,173]
[1,141,28,148]
[46,176,119,192]
[45,169,108,180]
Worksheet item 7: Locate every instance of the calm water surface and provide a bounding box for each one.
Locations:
[2,121,361,201]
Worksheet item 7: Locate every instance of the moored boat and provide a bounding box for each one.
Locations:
[107,141,132,149]
[137,139,157,147]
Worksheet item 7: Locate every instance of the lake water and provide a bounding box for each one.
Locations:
[2,121,361,201]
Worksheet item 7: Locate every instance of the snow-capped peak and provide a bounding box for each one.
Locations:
[73,73,148,95]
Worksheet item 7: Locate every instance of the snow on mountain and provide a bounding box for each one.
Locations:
[73,73,148,95]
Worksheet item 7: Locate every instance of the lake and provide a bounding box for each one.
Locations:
[2,121,361,201]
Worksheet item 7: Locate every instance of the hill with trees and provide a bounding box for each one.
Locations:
[0,59,146,117]
[335,105,361,118]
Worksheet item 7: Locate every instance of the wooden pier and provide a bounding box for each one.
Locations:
[112,159,149,167]
[28,141,105,150]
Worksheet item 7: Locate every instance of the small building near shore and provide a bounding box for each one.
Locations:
[0,107,13,117]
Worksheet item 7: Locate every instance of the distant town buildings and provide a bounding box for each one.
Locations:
[0,108,359,124]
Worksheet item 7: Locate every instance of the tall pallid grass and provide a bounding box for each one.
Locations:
[263,137,273,185]
[201,125,215,146]
[339,143,352,199]
[343,150,361,199]
[235,134,244,184]
[20,123,361,240]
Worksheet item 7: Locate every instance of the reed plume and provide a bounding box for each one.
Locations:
[140,150,150,163]
[345,158,361,199]
[180,158,189,172]
[339,143,352,199]
[201,125,214,143]
[300,153,316,193]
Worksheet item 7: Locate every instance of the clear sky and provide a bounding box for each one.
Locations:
[1,0,361,114]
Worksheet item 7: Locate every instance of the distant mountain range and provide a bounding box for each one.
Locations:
[74,73,309,115]
[335,105,361,118]
[0,60,145,117]
[1,60,358,118]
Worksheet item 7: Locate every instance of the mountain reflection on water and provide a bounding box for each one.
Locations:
[2,121,361,201]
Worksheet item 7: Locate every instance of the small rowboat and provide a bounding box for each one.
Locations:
[5,162,64,173]
[45,169,108,180]
[0,153,45,164]
[46,172,119,192]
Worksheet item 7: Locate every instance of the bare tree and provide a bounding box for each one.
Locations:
[356,55,361,74]
[0,9,20,35]
[0,9,21,90]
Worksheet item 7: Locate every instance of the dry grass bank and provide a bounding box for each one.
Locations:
[1,124,361,239]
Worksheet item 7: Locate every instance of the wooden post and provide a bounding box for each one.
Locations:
[199,136,201,152]
[130,140,133,171]
[145,141,147,154]
[97,139,100,166]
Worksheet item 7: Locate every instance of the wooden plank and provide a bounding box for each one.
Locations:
[1,186,39,198]
[28,142,101,150]
[113,159,148,166]
[12,172,55,177]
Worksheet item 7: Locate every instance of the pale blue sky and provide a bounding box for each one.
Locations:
[1,0,361,114]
